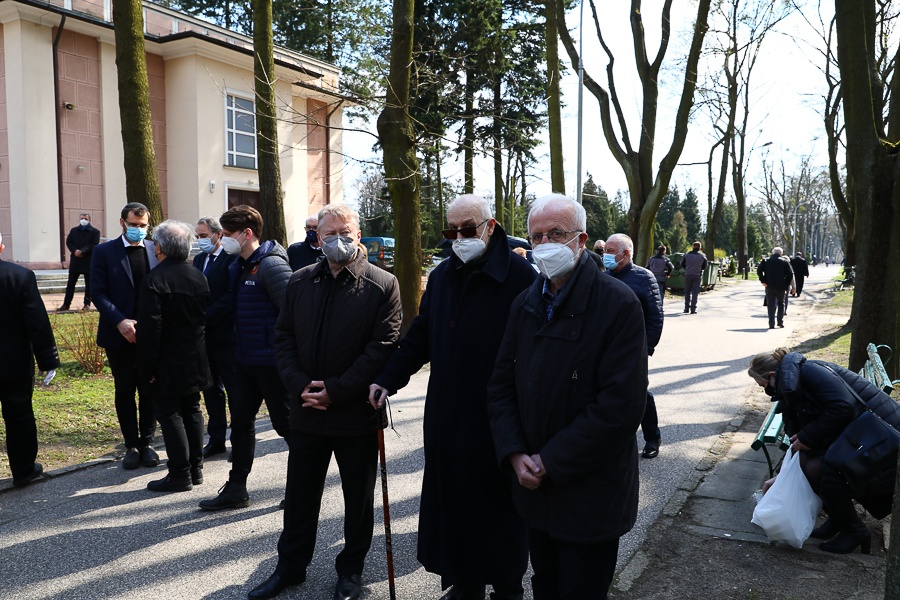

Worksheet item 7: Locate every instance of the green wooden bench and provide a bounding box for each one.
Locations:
[752,401,789,478]
[859,343,900,395]
[832,266,855,291]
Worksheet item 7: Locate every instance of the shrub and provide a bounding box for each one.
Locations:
[51,311,105,374]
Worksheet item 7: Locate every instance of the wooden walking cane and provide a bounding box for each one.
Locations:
[375,390,397,600]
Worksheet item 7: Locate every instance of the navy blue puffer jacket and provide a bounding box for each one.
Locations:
[229,240,292,367]
[605,262,663,355]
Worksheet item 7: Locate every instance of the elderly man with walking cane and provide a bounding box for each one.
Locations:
[247,204,402,600]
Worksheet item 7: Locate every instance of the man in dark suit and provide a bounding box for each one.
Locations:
[790,251,810,296]
[91,202,160,470]
[0,231,60,487]
[193,216,238,458]
[287,216,323,271]
[137,220,211,492]
[59,212,100,311]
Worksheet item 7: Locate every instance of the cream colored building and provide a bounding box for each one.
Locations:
[0,0,344,267]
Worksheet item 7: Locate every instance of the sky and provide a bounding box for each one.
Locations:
[338,0,836,220]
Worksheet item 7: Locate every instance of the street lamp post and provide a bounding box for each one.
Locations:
[739,141,772,278]
[576,0,585,204]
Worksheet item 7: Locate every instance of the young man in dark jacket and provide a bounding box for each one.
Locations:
[248,204,401,600]
[757,247,794,329]
[646,245,674,305]
[136,220,211,492]
[59,212,100,311]
[199,205,293,511]
[679,241,708,314]
[488,194,647,600]
[370,195,535,600]
[605,233,664,458]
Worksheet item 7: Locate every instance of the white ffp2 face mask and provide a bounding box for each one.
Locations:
[533,239,579,279]
[452,223,489,263]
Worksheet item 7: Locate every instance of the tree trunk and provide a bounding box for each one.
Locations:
[835,0,899,377]
[493,67,504,225]
[464,66,475,194]
[437,146,445,229]
[112,0,163,225]
[377,0,422,335]
[252,0,287,247]
[545,0,565,194]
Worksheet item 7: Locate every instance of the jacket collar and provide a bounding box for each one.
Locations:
[315,245,369,280]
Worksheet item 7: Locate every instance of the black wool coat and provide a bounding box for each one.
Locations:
[374,226,536,586]
[66,224,100,274]
[488,252,647,544]
[136,259,211,398]
[0,259,59,379]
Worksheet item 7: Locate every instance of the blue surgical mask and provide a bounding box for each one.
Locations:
[602,253,620,270]
[306,230,318,244]
[125,227,147,243]
[198,238,216,254]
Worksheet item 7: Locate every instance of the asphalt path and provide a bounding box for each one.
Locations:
[0,264,843,599]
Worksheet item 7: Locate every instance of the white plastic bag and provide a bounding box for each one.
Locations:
[750,447,822,548]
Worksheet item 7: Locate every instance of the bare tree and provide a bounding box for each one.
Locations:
[554,0,712,264]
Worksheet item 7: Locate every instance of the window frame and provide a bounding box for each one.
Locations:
[224,91,258,170]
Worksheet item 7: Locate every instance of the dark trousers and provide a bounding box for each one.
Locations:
[202,341,237,446]
[795,276,805,295]
[155,392,204,478]
[528,528,619,599]
[1,377,38,480]
[105,345,156,449]
[683,274,701,311]
[656,280,667,306]
[641,390,660,442]
[765,286,786,327]
[227,363,290,485]
[62,269,90,308]
[277,429,378,576]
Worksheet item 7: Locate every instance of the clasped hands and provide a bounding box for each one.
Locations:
[301,381,331,411]
[510,452,546,491]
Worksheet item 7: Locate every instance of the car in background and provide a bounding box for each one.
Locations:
[361,236,395,272]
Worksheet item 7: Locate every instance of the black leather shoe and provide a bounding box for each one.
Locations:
[122,448,141,470]
[690,310,697,314]
[683,308,689,314]
[820,524,871,554]
[641,438,661,459]
[13,462,43,487]
[199,481,250,511]
[333,574,361,600]
[140,446,160,468]
[203,442,227,458]
[440,585,486,600]
[191,467,204,485]
[248,569,306,600]
[147,474,193,492]
[811,518,840,540]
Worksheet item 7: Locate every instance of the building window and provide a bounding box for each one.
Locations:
[226,94,257,169]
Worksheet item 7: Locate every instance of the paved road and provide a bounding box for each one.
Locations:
[0,265,843,599]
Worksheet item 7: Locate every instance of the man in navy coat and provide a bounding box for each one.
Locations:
[193,216,238,458]
[91,202,160,470]
[371,195,535,600]
[0,231,60,487]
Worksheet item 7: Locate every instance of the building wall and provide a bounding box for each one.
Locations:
[55,28,104,244]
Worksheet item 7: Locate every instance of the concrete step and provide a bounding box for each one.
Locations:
[34,271,85,294]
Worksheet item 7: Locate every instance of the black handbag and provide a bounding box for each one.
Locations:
[821,365,900,491]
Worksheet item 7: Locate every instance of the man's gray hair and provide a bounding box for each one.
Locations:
[772,247,783,256]
[528,194,587,232]
[607,233,634,254]
[153,220,195,261]
[318,204,360,230]
[197,216,222,234]
[447,195,492,221]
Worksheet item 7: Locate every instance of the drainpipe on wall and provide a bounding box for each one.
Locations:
[53,15,67,266]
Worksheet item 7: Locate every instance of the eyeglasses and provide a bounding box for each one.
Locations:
[528,230,581,245]
[441,219,489,240]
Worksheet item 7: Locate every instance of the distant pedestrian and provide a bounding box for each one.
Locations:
[757,247,794,329]
[488,194,647,599]
[91,202,160,470]
[136,220,211,493]
[199,205,293,511]
[59,212,100,312]
[605,233,664,459]
[790,252,810,296]
[193,217,238,458]
[247,204,402,600]
[287,216,323,271]
[646,245,674,305]
[679,241,708,314]
[825,256,831,267]
[0,231,60,487]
